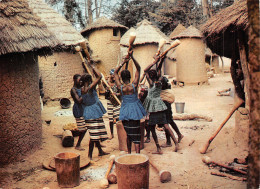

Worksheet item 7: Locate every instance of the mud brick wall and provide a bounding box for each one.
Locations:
[38,52,84,100]
[87,28,121,77]
[0,52,42,165]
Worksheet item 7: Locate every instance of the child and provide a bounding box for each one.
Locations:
[143,55,179,154]
[81,61,109,159]
[114,52,146,154]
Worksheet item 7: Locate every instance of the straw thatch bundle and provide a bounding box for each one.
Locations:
[120,19,169,47]
[169,24,186,39]
[28,0,85,47]
[201,0,248,58]
[81,17,128,36]
[201,0,248,38]
[0,0,59,56]
[171,25,203,40]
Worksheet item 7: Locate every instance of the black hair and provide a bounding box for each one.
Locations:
[121,69,131,82]
[148,69,159,81]
[81,73,92,84]
[73,74,81,81]
[161,76,171,90]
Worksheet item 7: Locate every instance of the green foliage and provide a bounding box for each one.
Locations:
[111,0,160,29]
[151,0,206,35]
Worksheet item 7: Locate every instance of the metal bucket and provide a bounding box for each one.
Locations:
[115,154,149,189]
[175,102,185,113]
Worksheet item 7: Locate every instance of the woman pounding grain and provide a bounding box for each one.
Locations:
[143,55,179,154]
[114,51,146,154]
[81,61,109,159]
[70,74,87,151]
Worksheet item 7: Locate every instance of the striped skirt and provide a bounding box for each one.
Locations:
[85,118,108,141]
[122,120,141,144]
[107,101,120,122]
[75,117,88,131]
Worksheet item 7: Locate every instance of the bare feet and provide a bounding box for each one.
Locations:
[98,152,110,157]
[144,138,150,143]
[161,143,172,148]
[178,134,184,143]
[75,146,85,151]
[152,149,163,155]
[174,143,180,152]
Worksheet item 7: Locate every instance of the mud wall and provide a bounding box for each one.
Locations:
[176,38,208,84]
[131,44,159,75]
[164,58,176,76]
[38,52,84,100]
[87,28,121,77]
[212,56,220,73]
[0,52,42,165]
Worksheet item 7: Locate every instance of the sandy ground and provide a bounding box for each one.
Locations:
[0,73,248,189]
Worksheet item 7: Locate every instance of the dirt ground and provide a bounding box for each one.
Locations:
[0,73,248,189]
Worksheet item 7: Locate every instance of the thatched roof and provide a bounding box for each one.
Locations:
[171,25,203,39]
[81,17,128,36]
[201,0,248,38]
[120,19,169,47]
[0,0,59,56]
[169,24,186,39]
[201,0,248,58]
[28,0,86,47]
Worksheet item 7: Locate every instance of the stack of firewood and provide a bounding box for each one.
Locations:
[202,156,247,181]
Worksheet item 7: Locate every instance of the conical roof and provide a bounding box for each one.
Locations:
[0,0,59,56]
[120,19,169,46]
[81,17,128,36]
[169,24,186,39]
[171,25,203,39]
[28,0,86,47]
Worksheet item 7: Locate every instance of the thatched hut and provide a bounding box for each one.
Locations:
[81,17,128,76]
[166,24,186,76]
[201,0,250,155]
[120,19,169,76]
[171,26,208,84]
[0,0,59,164]
[28,0,86,100]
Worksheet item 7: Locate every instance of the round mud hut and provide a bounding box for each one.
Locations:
[171,26,208,85]
[28,0,86,100]
[120,19,169,75]
[0,0,59,165]
[165,24,186,77]
[81,17,128,77]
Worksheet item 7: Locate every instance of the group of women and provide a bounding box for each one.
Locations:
[71,51,183,159]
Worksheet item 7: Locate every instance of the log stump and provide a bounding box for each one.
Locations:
[55,152,80,188]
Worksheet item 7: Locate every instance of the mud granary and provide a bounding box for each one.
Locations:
[0,0,59,164]
[81,17,128,77]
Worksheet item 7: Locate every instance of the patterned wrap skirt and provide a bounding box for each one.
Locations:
[85,118,108,141]
[122,120,141,144]
[75,117,88,131]
[107,101,120,122]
